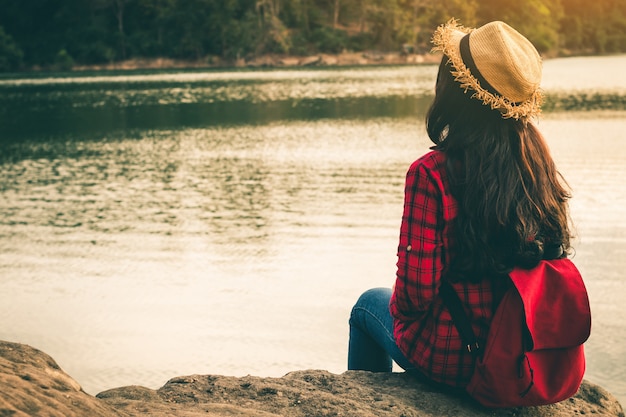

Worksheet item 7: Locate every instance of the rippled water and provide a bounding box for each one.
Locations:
[0,56,625,405]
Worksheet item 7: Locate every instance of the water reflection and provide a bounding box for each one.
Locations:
[0,120,408,253]
[2,57,626,141]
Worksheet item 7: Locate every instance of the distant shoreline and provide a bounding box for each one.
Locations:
[64,51,443,72]
[25,49,616,73]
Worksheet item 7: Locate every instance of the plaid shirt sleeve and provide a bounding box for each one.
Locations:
[389,150,495,387]
[391,153,447,317]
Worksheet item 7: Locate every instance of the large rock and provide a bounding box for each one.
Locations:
[1,340,623,417]
[0,341,122,417]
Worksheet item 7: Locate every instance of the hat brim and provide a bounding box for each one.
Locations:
[431,19,542,120]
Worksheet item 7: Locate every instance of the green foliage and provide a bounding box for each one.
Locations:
[560,0,626,54]
[54,49,74,71]
[0,26,23,71]
[0,0,624,71]
[347,32,376,52]
[476,0,563,53]
[221,10,259,59]
[310,27,349,53]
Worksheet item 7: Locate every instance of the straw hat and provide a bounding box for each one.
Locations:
[431,19,543,120]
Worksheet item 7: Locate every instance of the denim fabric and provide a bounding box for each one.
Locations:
[348,287,416,372]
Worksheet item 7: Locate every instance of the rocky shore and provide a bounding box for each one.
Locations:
[70,51,441,72]
[0,340,623,417]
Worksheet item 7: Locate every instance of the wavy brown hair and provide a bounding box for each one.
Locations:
[426,59,572,281]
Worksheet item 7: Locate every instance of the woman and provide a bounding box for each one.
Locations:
[347,20,572,390]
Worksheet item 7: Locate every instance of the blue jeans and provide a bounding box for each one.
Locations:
[348,287,417,372]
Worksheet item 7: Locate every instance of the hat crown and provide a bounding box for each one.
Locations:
[469,21,542,103]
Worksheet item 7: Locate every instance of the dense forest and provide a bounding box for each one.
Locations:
[0,0,625,72]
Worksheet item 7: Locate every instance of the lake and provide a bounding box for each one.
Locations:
[0,55,625,405]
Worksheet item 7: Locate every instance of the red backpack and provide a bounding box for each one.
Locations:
[440,258,591,408]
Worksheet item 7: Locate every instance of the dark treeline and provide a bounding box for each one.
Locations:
[0,0,625,72]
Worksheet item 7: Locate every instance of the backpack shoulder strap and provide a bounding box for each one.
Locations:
[439,281,481,355]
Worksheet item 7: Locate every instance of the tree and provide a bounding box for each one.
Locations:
[113,0,129,59]
[476,0,562,53]
[0,26,23,71]
[560,0,626,54]
[135,0,177,56]
[255,0,291,53]
[332,0,340,28]
[0,0,625,71]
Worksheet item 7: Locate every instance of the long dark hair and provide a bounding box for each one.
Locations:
[427,58,572,281]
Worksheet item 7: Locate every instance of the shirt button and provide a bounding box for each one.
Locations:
[406,245,412,252]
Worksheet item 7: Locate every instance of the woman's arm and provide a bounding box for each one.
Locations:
[391,157,447,321]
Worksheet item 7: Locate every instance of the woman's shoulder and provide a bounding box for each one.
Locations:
[406,150,451,192]
[408,149,447,173]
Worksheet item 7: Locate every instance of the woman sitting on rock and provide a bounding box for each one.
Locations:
[347,19,574,392]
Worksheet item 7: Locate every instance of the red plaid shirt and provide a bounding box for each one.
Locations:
[389,150,498,387]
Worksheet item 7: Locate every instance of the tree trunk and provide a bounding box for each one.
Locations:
[413,0,419,45]
[359,0,366,33]
[333,0,340,29]
[113,0,127,59]
[302,0,310,33]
